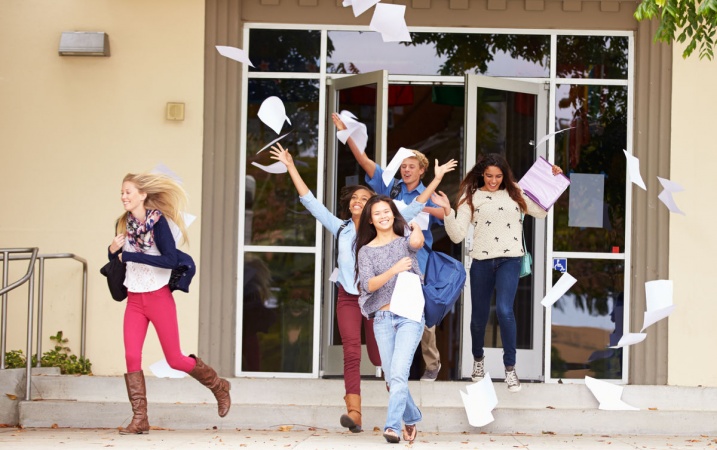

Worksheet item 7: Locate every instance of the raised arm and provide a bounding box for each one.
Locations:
[270,143,309,197]
[417,159,457,219]
[332,113,376,178]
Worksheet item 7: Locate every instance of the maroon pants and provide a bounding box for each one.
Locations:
[337,286,381,395]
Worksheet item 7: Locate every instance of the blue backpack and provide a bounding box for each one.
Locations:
[422,245,466,328]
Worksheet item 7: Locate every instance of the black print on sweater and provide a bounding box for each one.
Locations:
[494,237,499,242]
[507,223,511,228]
[486,196,492,200]
[504,249,510,253]
[482,251,489,255]
[486,221,491,226]
[499,207,503,211]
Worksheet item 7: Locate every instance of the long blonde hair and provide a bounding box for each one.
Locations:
[115,172,190,246]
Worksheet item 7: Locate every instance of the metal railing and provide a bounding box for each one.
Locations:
[0,249,88,401]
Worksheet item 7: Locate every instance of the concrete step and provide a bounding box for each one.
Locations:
[19,373,717,435]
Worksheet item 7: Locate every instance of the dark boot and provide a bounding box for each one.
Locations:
[339,393,362,433]
[188,355,231,417]
[119,370,150,435]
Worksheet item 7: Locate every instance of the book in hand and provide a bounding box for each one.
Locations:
[518,156,570,211]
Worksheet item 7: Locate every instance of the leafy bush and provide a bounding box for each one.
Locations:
[3,331,92,375]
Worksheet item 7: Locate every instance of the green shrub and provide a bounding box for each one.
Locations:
[3,331,92,375]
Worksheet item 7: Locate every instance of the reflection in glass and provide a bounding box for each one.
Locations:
[249,29,321,73]
[550,260,624,379]
[467,86,538,352]
[556,36,628,79]
[246,79,319,246]
[552,84,627,253]
[327,31,549,77]
[242,252,315,373]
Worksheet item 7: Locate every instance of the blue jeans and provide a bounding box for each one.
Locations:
[373,310,424,434]
[469,257,521,367]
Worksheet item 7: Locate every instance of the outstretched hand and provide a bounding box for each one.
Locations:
[552,165,563,176]
[331,112,347,131]
[269,143,294,168]
[431,191,451,211]
[434,158,458,180]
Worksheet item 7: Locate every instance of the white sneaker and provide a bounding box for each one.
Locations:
[471,357,485,382]
[505,367,522,392]
[420,362,441,381]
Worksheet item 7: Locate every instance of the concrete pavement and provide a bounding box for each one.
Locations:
[0,427,714,449]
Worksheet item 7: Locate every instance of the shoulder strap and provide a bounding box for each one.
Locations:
[334,219,351,266]
[390,178,402,199]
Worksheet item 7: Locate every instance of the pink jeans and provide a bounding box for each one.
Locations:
[124,285,196,373]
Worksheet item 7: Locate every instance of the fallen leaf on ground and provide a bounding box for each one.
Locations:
[5,394,17,401]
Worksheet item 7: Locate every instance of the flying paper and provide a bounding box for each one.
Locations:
[540,272,577,307]
[342,0,381,17]
[530,127,575,149]
[623,150,646,190]
[329,267,339,283]
[382,147,416,187]
[251,161,288,174]
[460,373,498,427]
[641,280,675,332]
[336,110,368,154]
[393,199,429,231]
[369,4,412,43]
[149,359,187,379]
[517,156,571,211]
[182,212,197,228]
[258,96,292,135]
[215,45,255,67]
[656,177,686,215]
[389,272,424,322]
[257,130,293,154]
[153,163,183,183]
[609,332,647,349]
[585,376,639,411]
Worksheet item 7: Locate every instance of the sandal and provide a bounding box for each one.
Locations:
[383,428,400,443]
[403,424,417,443]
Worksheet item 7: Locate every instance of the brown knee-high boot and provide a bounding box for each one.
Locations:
[188,355,231,417]
[119,370,150,435]
[340,394,362,433]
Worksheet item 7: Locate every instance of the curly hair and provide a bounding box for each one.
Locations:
[456,153,527,219]
[116,172,190,246]
[338,185,375,220]
[405,149,429,179]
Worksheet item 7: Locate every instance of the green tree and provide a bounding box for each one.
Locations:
[634,0,717,59]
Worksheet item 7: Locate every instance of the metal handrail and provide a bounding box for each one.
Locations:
[1,250,87,401]
[0,248,39,401]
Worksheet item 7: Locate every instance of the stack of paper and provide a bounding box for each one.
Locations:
[518,157,571,211]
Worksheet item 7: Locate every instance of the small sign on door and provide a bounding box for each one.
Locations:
[553,258,567,273]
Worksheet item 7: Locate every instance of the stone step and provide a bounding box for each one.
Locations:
[19,373,717,435]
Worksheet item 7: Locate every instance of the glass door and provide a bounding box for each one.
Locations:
[321,71,388,376]
[461,75,548,381]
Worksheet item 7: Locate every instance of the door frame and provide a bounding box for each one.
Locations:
[461,75,549,381]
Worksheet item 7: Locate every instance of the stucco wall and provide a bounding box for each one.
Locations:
[668,47,717,386]
[0,0,205,375]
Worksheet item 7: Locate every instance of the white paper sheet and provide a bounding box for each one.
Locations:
[152,163,183,183]
[531,127,575,149]
[382,147,416,187]
[657,190,686,215]
[256,131,292,154]
[393,199,429,231]
[369,4,412,43]
[342,0,381,17]
[460,372,498,427]
[609,332,647,349]
[182,212,197,228]
[329,267,339,283]
[336,110,368,154]
[149,359,187,379]
[215,45,255,67]
[258,96,292,135]
[251,161,288,174]
[657,176,685,193]
[585,376,639,411]
[389,272,424,322]
[568,173,604,228]
[540,272,578,307]
[517,156,571,211]
[641,279,676,331]
[623,149,646,190]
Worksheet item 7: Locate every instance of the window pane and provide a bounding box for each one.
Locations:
[249,29,320,73]
[557,36,628,79]
[242,252,315,373]
[550,259,625,380]
[327,31,549,77]
[552,84,627,253]
[246,79,320,246]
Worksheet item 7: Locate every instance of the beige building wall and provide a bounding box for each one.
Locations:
[668,48,717,387]
[0,0,205,375]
